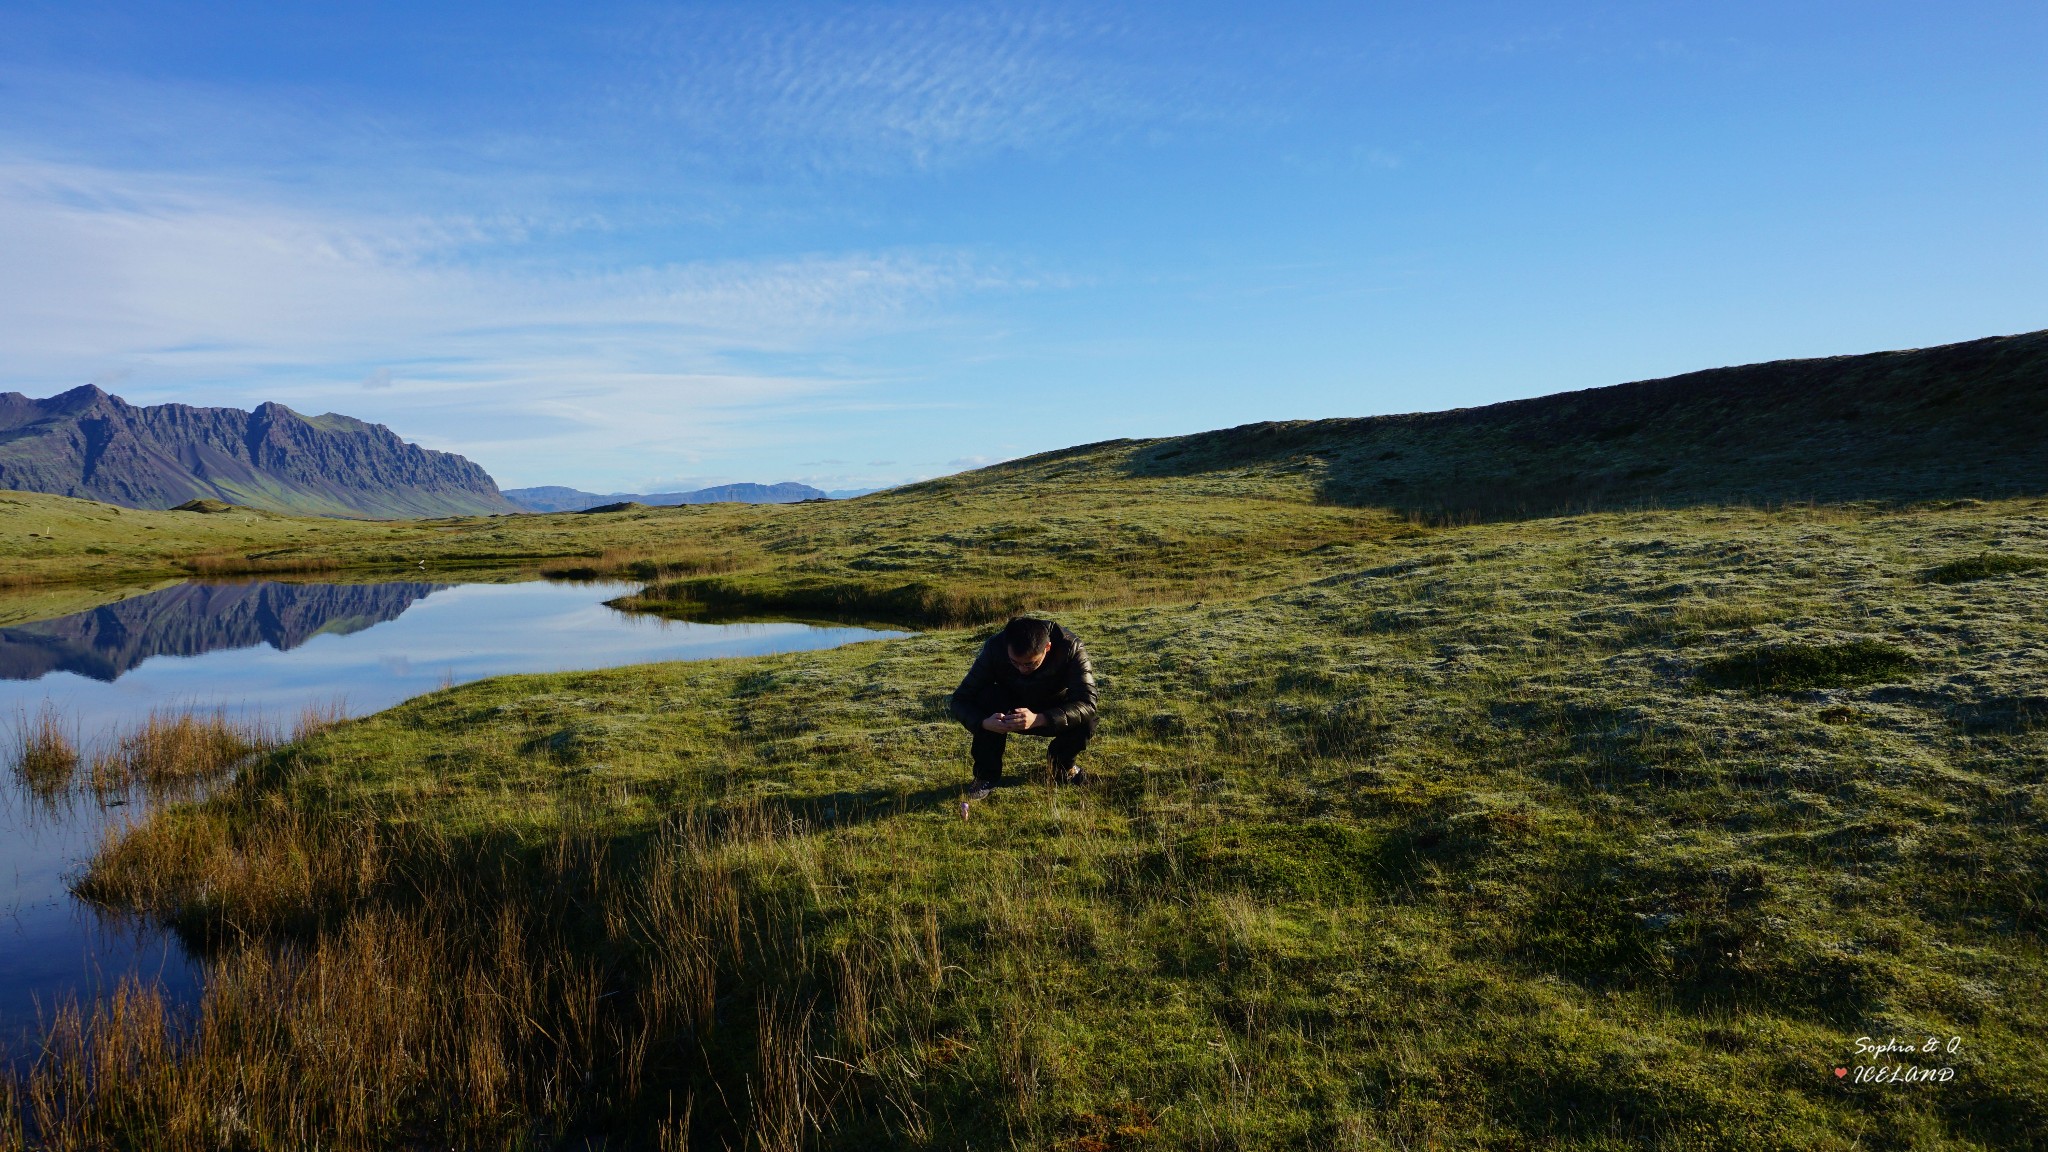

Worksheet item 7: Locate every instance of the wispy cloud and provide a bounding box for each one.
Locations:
[620,4,1182,171]
[0,159,1013,482]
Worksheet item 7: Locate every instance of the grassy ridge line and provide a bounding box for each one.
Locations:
[1122,328,2048,517]
[25,497,2048,1148]
[8,328,2045,620]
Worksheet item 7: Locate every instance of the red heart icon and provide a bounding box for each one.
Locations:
[1834,1068,1848,1078]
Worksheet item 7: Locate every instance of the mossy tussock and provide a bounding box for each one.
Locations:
[1923,552,2048,584]
[1699,639,1919,693]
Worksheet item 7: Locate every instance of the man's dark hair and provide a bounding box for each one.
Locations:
[1001,616,1052,655]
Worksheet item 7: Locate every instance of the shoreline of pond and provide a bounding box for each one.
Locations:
[1,576,914,1053]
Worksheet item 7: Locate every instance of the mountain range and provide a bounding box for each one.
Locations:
[502,483,852,512]
[0,386,520,518]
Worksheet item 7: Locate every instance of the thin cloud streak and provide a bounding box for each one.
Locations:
[620,3,1210,172]
[0,158,1019,485]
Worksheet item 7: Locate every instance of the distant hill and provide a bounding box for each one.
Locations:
[503,481,829,513]
[0,385,521,518]
[944,328,2048,519]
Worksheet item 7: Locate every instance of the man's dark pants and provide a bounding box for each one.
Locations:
[959,690,1096,784]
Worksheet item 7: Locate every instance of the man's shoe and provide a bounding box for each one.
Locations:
[965,779,996,801]
[1056,762,1087,786]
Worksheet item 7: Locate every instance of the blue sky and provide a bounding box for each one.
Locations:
[1,2,2043,494]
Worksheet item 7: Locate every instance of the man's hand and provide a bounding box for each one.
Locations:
[981,709,1042,732]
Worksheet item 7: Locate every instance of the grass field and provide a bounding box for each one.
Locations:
[7,464,2047,1147]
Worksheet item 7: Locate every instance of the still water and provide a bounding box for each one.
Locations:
[0,578,906,1051]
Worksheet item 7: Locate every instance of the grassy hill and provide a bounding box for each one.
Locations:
[6,332,2048,1149]
[1126,328,2048,518]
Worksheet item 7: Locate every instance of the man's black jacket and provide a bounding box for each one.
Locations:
[947,622,1098,731]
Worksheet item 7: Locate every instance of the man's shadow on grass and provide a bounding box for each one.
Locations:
[765,783,971,831]
[759,771,1080,833]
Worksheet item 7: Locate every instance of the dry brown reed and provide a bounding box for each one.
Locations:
[8,703,79,800]
[290,699,349,744]
[76,803,388,934]
[0,1078,22,1152]
[84,711,267,796]
[539,546,740,582]
[751,995,821,1152]
[177,552,344,578]
[15,796,877,1149]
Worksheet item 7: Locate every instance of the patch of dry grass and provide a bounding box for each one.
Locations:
[85,712,268,796]
[14,799,854,1151]
[7,703,79,800]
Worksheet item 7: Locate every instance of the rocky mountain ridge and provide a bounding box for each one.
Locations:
[0,386,521,518]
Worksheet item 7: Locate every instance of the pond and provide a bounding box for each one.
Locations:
[0,578,908,1054]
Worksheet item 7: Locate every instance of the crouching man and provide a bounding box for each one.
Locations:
[948,616,1098,800]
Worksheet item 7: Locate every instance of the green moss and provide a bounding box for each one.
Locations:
[1166,821,1390,900]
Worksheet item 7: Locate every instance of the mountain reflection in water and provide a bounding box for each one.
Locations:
[0,581,446,682]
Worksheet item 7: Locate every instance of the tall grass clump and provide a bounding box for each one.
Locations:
[8,703,79,800]
[291,699,349,744]
[86,710,269,795]
[539,546,740,582]
[178,551,345,578]
[74,805,388,936]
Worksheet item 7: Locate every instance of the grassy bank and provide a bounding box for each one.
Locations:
[11,492,2047,1149]
[0,489,742,593]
